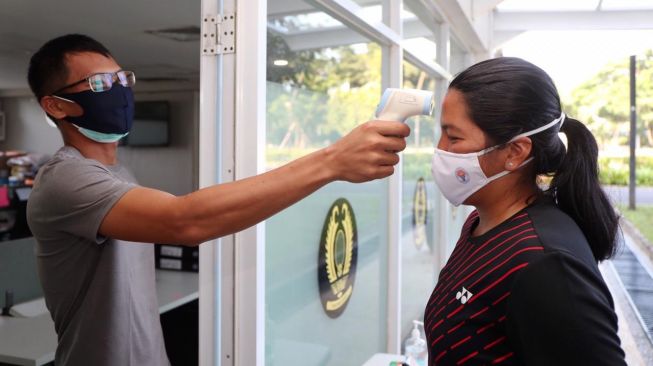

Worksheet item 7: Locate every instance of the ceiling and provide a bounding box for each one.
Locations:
[2,0,653,93]
[498,0,653,12]
[0,0,201,93]
[0,0,390,93]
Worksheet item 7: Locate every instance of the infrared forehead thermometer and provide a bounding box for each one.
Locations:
[375,88,434,122]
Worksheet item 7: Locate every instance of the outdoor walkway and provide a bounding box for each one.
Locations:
[604,185,653,205]
[602,222,653,365]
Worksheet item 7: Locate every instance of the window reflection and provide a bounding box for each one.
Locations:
[267,31,381,167]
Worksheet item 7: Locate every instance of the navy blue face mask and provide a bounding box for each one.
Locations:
[55,84,134,134]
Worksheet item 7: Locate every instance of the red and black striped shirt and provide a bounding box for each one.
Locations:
[424,199,626,366]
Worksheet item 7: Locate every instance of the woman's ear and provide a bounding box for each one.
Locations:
[504,136,533,171]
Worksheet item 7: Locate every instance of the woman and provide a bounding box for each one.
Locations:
[426,57,626,365]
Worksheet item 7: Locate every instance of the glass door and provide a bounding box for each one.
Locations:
[265,4,389,365]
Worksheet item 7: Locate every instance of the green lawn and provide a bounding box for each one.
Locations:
[618,204,653,244]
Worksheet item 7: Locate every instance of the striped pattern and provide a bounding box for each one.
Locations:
[425,211,543,365]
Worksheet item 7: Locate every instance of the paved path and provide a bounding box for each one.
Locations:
[603,185,653,206]
[606,224,653,365]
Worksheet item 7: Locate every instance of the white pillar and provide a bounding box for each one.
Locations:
[233,0,267,365]
[435,22,451,270]
[382,0,403,355]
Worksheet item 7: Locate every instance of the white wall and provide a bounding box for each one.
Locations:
[118,90,199,195]
[0,97,62,154]
[0,89,199,196]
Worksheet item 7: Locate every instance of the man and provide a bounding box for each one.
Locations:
[26,34,409,365]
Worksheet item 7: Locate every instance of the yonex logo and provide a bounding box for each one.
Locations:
[456,287,473,304]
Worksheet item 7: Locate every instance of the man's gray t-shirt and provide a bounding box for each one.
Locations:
[26,146,169,366]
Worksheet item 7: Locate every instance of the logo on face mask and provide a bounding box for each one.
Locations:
[455,168,470,184]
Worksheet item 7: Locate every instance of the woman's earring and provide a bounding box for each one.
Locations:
[507,161,514,168]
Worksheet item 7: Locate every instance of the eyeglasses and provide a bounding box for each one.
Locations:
[52,70,136,95]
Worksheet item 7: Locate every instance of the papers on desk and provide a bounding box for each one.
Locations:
[9,297,48,318]
[15,187,32,201]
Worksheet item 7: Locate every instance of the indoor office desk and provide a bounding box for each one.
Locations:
[0,270,198,366]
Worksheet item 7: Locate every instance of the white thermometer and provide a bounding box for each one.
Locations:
[375,88,434,122]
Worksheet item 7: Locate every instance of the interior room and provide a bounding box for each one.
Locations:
[0,1,201,365]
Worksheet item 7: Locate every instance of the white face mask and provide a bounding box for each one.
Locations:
[431,113,565,206]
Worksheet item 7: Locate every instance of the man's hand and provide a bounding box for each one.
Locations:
[324,120,411,183]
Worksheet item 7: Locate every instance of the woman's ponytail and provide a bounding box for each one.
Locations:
[549,117,619,262]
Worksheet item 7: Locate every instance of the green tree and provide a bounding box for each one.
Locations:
[565,50,653,147]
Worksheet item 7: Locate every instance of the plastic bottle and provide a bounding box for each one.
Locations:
[404,320,427,366]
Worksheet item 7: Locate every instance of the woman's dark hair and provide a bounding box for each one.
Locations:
[449,57,618,262]
[27,34,112,100]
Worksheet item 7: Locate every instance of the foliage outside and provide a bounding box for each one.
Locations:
[599,156,653,186]
[565,50,653,186]
[266,33,438,166]
[266,34,383,152]
[618,204,653,245]
[564,50,653,148]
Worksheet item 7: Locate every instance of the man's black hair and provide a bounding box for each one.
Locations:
[27,34,112,100]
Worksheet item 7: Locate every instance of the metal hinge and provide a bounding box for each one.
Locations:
[202,13,235,55]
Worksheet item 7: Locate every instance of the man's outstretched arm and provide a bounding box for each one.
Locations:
[99,120,410,245]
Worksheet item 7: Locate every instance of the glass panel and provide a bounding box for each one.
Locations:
[602,0,653,10]
[266,4,387,365]
[497,0,598,12]
[400,60,440,346]
[403,38,437,65]
[450,38,468,76]
[268,11,342,33]
[268,1,383,26]
[402,1,438,66]
[351,0,383,24]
